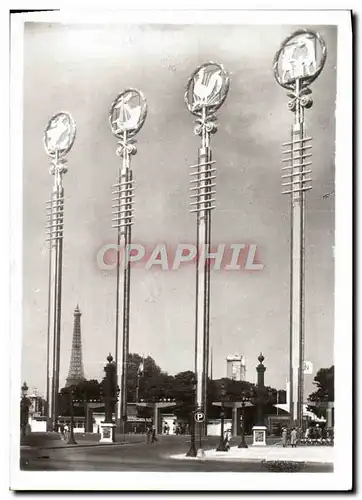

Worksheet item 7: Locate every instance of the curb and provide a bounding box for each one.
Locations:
[21,440,146,451]
[170,454,333,465]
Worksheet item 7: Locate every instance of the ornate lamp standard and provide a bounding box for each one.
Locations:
[185,62,229,456]
[99,353,119,443]
[109,90,148,436]
[273,30,327,428]
[238,391,251,448]
[251,353,268,446]
[44,112,76,427]
[20,382,29,437]
[216,383,228,452]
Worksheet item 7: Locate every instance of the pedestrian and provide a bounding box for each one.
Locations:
[224,428,232,451]
[282,427,288,447]
[146,425,152,444]
[60,423,65,440]
[64,423,69,441]
[151,424,157,444]
[290,427,297,448]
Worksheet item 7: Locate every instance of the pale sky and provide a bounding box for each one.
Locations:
[22,22,336,398]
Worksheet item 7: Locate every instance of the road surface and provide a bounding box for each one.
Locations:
[20,435,333,472]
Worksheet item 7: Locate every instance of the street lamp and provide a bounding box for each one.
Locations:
[135,358,144,403]
[216,383,228,452]
[20,382,29,437]
[67,388,77,445]
[186,376,197,457]
[44,112,76,427]
[273,30,327,428]
[185,62,229,454]
[238,392,251,449]
[21,382,28,397]
[109,89,148,436]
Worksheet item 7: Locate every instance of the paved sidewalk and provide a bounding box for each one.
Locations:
[171,445,334,464]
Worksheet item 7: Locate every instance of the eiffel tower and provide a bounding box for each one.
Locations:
[66,304,85,387]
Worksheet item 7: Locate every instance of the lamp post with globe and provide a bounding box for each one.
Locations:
[238,391,252,448]
[20,382,30,438]
[273,30,327,428]
[216,383,228,452]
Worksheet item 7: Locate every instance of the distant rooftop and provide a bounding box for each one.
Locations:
[226,353,244,360]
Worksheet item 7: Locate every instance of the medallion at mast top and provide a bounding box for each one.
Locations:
[185,61,230,117]
[273,29,327,91]
[44,112,76,244]
[44,111,76,159]
[185,62,230,215]
[109,88,148,140]
[109,89,148,234]
[273,30,327,196]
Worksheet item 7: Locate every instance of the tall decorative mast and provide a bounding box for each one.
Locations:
[184,62,229,457]
[273,30,327,428]
[66,304,85,387]
[109,89,148,436]
[44,111,76,425]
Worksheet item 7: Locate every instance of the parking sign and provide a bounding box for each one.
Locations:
[194,411,205,423]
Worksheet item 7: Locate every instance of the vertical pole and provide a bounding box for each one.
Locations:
[112,128,136,439]
[120,130,132,437]
[153,405,158,436]
[195,107,212,444]
[54,185,64,424]
[281,81,314,430]
[232,406,238,437]
[45,239,53,420]
[51,187,60,425]
[210,346,213,381]
[114,211,121,423]
[136,372,139,403]
[238,402,248,448]
[67,389,77,445]
[46,152,66,428]
[290,78,306,428]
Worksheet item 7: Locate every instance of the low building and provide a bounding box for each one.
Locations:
[226,354,246,381]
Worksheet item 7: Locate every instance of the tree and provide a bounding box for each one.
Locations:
[307,366,334,418]
[135,354,166,402]
[172,371,196,420]
[308,366,334,403]
[59,379,102,416]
